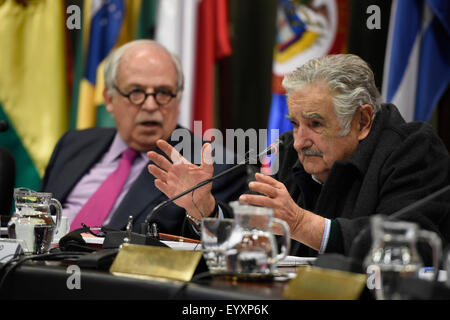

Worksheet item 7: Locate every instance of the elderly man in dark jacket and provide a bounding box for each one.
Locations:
[259,104,450,258]
[239,54,450,259]
[149,54,450,261]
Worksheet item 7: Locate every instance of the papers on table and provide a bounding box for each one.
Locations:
[82,234,105,245]
[278,256,317,267]
[162,241,201,250]
[81,234,202,250]
[80,234,316,267]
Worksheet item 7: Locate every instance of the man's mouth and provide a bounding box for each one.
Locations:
[138,121,162,128]
[301,149,323,157]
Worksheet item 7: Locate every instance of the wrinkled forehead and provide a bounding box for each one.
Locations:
[117,45,178,86]
[287,83,336,119]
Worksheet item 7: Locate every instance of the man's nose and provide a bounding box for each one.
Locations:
[293,126,313,151]
[140,95,160,112]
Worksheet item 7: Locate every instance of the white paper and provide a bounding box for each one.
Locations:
[162,241,201,251]
[277,256,317,266]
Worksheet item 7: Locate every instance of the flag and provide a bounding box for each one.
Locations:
[156,0,232,133]
[71,0,157,129]
[382,0,450,122]
[267,0,349,143]
[0,0,68,191]
[264,0,349,173]
[193,0,232,133]
[136,0,158,39]
[156,0,199,131]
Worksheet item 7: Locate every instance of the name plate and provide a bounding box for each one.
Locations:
[283,266,367,300]
[109,243,203,282]
[0,239,24,263]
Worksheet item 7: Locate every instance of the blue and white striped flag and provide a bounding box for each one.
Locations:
[382,0,450,122]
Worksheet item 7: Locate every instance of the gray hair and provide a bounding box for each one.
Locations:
[282,54,382,136]
[104,39,184,97]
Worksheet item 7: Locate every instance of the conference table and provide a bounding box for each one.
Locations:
[0,258,295,300]
[0,232,311,302]
[1,232,450,306]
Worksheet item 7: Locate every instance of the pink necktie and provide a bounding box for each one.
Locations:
[70,148,139,231]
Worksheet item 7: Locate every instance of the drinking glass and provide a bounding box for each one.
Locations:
[200,218,235,273]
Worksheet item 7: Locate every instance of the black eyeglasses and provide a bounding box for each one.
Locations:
[113,85,177,106]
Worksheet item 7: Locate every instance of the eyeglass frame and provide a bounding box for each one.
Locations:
[113,84,178,107]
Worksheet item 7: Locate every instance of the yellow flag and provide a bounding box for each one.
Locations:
[0,0,68,186]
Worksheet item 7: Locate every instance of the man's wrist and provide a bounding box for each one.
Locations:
[207,201,219,218]
[185,196,217,229]
[188,194,216,218]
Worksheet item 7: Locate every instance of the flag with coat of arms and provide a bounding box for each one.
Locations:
[265,0,349,172]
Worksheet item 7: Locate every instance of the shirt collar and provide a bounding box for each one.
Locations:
[104,133,147,163]
[311,174,323,185]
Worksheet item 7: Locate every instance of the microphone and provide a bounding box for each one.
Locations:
[349,184,450,261]
[316,184,450,276]
[141,139,283,236]
[0,120,9,132]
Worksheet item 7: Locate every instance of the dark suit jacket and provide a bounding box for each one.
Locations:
[40,127,248,238]
[274,104,450,260]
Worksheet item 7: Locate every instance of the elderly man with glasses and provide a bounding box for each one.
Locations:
[40,40,247,238]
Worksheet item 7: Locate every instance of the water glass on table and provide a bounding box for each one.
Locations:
[200,218,235,273]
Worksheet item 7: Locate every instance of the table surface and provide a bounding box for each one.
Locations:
[0,255,303,300]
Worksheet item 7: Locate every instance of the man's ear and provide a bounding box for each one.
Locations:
[103,88,114,113]
[357,104,374,141]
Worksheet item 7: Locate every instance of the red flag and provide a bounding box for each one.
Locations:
[193,0,232,133]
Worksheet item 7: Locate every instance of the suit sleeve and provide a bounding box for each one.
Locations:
[40,130,72,192]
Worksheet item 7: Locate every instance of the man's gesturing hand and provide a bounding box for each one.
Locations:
[239,173,304,236]
[239,173,325,251]
[147,139,216,219]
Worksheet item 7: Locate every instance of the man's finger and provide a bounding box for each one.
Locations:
[156,139,188,164]
[255,172,282,188]
[154,178,170,196]
[147,164,168,182]
[201,143,214,168]
[248,181,278,198]
[147,151,172,172]
[239,193,275,209]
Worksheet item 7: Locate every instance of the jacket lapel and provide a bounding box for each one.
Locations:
[50,129,116,203]
[105,127,198,230]
[106,165,166,230]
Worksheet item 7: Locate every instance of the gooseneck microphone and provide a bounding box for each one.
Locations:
[349,184,450,260]
[141,139,283,236]
[314,184,450,284]
[349,184,450,268]
[0,120,9,132]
